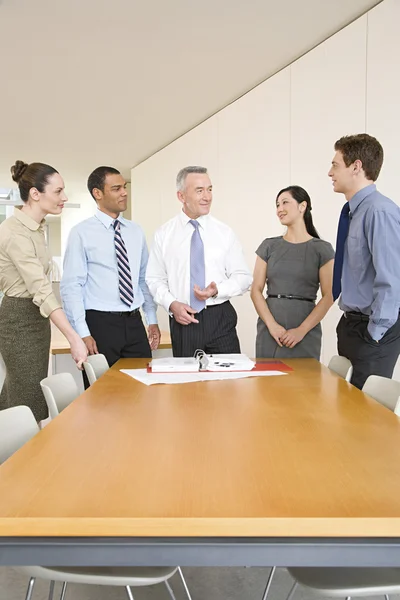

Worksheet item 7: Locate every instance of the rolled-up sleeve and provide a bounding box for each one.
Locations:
[6,234,61,318]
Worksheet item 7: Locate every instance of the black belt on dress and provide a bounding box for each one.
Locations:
[267,294,315,303]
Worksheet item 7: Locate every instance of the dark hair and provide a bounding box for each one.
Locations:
[276,185,320,239]
[87,166,120,200]
[334,134,383,181]
[10,160,58,203]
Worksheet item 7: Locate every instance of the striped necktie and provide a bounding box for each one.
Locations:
[113,220,134,306]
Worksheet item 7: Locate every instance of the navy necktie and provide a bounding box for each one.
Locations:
[189,219,206,312]
[332,203,351,301]
[113,220,134,306]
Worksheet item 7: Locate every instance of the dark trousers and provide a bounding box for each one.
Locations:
[337,312,400,390]
[84,309,151,388]
[169,301,240,357]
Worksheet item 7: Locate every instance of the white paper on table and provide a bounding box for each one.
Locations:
[119,368,287,386]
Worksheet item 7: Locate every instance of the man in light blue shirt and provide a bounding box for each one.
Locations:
[61,166,160,382]
[329,134,400,389]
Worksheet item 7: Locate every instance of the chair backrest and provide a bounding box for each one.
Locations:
[0,406,40,464]
[362,375,400,414]
[40,372,79,419]
[83,354,109,386]
[328,355,353,382]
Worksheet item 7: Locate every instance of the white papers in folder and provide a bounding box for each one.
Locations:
[150,357,199,373]
[150,354,255,373]
[206,354,255,371]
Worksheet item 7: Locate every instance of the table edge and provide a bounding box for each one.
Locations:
[2,517,400,537]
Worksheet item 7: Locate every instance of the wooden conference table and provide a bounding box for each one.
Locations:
[1,358,400,567]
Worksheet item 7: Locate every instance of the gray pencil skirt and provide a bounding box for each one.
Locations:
[0,296,51,422]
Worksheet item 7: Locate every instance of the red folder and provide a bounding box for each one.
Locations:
[252,360,293,372]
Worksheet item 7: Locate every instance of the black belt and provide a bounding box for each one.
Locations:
[88,308,140,317]
[344,311,369,321]
[267,294,315,303]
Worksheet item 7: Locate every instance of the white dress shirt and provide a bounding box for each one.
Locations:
[146,211,252,313]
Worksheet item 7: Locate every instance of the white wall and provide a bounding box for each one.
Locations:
[61,189,96,255]
[131,0,400,376]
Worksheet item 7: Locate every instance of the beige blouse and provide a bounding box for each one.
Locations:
[0,208,61,318]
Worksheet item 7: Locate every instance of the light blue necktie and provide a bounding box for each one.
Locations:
[113,220,134,306]
[189,219,206,313]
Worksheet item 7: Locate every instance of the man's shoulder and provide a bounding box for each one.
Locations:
[69,215,98,234]
[367,190,400,218]
[154,214,181,236]
[207,214,235,235]
[120,217,144,234]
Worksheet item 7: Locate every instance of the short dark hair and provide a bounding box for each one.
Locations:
[87,166,120,199]
[334,134,384,181]
[10,160,58,203]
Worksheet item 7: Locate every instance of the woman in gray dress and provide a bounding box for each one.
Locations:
[251,186,334,359]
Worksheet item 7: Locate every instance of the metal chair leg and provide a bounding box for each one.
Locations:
[59,581,68,600]
[345,597,351,600]
[165,579,178,600]
[385,595,390,600]
[261,566,276,600]
[48,580,55,600]
[24,577,36,600]
[177,566,193,600]
[125,585,135,600]
[286,581,298,600]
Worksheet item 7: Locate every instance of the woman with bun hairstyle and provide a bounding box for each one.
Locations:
[251,185,335,359]
[0,161,87,423]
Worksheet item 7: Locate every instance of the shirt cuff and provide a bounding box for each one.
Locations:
[368,322,387,342]
[75,321,91,338]
[144,310,158,326]
[39,294,62,318]
[162,292,177,314]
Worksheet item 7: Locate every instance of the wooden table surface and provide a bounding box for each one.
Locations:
[50,324,172,354]
[1,358,400,538]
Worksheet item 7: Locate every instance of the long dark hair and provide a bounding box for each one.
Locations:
[276,185,320,239]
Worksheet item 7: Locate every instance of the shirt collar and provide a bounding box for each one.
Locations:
[14,207,45,231]
[349,183,376,213]
[179,209,209,229]
[95,208,125,229]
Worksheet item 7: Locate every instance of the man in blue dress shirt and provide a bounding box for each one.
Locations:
[61,166,160,383]
[329,134,400,389]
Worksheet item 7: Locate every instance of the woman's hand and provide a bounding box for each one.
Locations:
[267,321,287,347]
[280,327,306,349]
[70,336,88,369]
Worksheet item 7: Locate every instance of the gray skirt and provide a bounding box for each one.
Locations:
[0,296,50,422]
[256,297,322,360]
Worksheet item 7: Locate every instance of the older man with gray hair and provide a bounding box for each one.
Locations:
[146,166,252,357]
